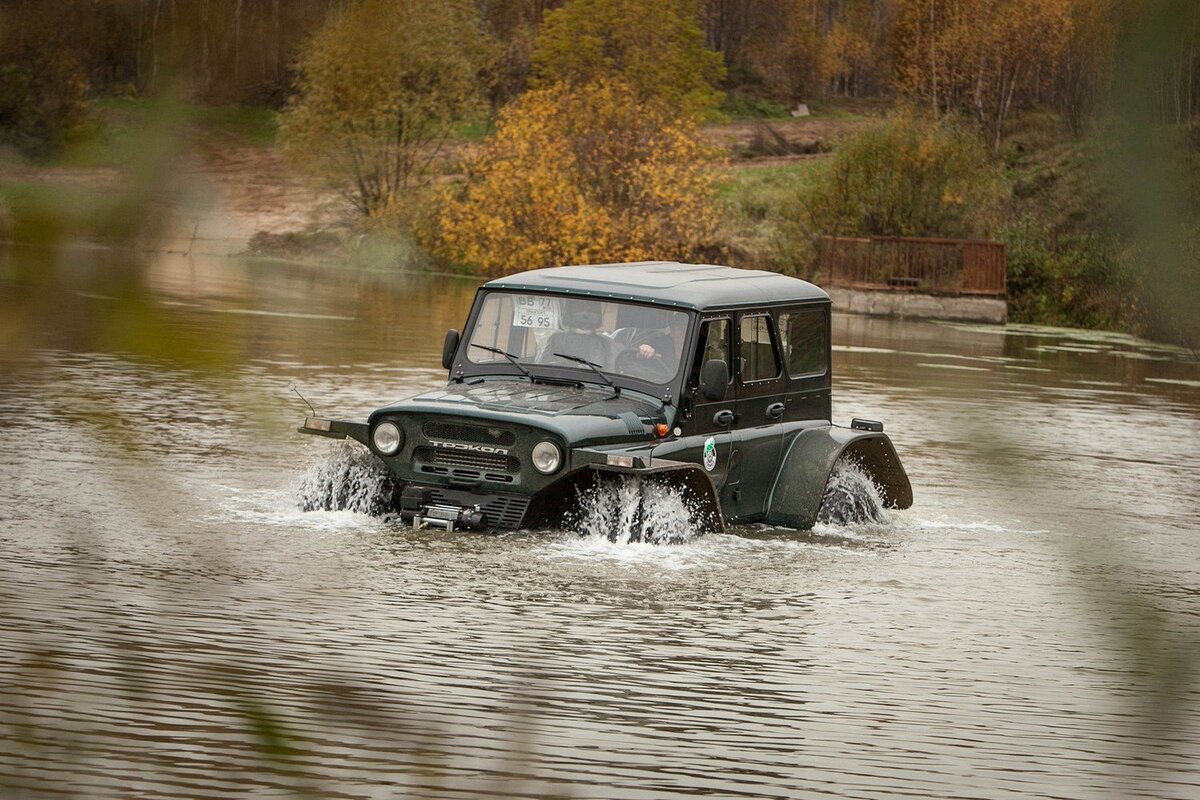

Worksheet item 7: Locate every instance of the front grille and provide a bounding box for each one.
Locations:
[418,447,515,473]
[423,420,517,447]
[428,489,530,529]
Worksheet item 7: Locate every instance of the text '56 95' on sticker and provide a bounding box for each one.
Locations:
[511,295,560,329]
[703,436,717,471]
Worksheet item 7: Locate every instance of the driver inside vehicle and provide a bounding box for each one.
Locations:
[612,313,686,383]
[633,327,678,364]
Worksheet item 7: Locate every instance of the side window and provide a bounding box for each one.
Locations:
[689,318,730,388]
[739,315,781,382]
[777,308,828,378]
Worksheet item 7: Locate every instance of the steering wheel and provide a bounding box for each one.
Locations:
[614,341,671,382]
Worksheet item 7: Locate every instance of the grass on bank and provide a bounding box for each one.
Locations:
[55,97,279,170]
[716,158,830,270]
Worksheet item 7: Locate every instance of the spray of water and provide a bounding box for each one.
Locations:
[569,474,701,545]
[297,442,398,516]
[816,457,889,526]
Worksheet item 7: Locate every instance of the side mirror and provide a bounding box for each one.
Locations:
[442,329,460,370]
[699,359,729,402]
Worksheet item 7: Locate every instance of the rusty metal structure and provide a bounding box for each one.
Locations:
[818,236,1006,297]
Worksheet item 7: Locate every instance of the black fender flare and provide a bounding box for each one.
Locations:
[765,425,912,530]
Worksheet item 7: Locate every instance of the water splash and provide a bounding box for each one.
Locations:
[816,457,889,526]
[298,442,398,516]
[570,474,701,545]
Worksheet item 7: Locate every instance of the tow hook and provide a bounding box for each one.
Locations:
[399,486,488,532]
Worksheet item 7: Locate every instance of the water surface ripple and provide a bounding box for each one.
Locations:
[1,252,1197,799]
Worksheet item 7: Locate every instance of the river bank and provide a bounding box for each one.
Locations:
[2,101,1194,350]
[0,110,862,258]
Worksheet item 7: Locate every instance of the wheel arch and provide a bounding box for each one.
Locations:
[765,425,912,530]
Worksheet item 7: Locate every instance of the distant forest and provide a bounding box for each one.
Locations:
[2,1,1198,346]
[2,0,1197,129]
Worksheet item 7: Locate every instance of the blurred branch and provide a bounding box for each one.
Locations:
[1111,0,1200,351]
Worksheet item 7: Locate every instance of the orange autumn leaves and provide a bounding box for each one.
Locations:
[432,81,723,276]
[430,0,725,275]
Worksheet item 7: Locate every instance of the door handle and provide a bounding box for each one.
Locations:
[766,402,785,420]
[713,409,736,427]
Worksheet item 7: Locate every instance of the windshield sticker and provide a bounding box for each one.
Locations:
[703,436,717,471]
[511,295,560,329]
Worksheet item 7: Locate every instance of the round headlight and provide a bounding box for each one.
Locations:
[371,421,403,455]
[532,441,562,474]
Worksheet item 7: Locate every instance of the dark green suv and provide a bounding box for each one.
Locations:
[300,261,912,532]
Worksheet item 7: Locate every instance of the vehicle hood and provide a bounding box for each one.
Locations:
[370,379,669,445]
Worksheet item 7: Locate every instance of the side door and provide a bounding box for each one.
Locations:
[776,305,832,423]
[732,312,787,521]
[677,317,739,508]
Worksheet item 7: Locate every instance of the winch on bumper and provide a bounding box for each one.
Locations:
[398,485,490,532]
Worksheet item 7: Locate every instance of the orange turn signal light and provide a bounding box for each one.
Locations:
[655,423,670,438]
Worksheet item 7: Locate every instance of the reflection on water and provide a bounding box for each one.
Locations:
[1,248,1198,799]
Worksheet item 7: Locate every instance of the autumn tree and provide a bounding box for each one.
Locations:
[0,2,90,156]
[434,80,722,274]
[893,0,1074,148]
[1054,0,1120,133]
[701,0,793,80]
[0,0,340,104]
[477,0,566,107]
[532,0,726,118]
[820,1,894,97]
[1143,0,1200,125]
[279,0,490,216]
[729,1,895,103]
[739,2,826,101]
[794,111,1001,239]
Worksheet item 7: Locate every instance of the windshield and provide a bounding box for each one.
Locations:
[465,292,691,385]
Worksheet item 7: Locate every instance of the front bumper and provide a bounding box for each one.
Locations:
[298,416,370,446]
[398,484,532,531]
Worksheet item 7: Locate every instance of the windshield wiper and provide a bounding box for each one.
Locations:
[552,353,620,398]
[469,343,533,379]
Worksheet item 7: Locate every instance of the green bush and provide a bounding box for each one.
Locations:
[278,0,490,217]
[721,91,791,121]
[791,111,1002,240]
[1002,215,1140,332]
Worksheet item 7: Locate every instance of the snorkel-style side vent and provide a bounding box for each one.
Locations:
[618,411,645,435]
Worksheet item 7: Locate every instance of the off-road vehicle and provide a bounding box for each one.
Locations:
[300,261,912,532]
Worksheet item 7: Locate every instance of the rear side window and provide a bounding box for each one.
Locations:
[739,315,781,382]
[777,308,828,377]
[688,318,731,387]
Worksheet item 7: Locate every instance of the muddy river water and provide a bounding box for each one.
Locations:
[1,249,1198,799]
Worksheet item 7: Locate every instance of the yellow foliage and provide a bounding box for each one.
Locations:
[433,81,722,275]
[893,0,1075,146]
